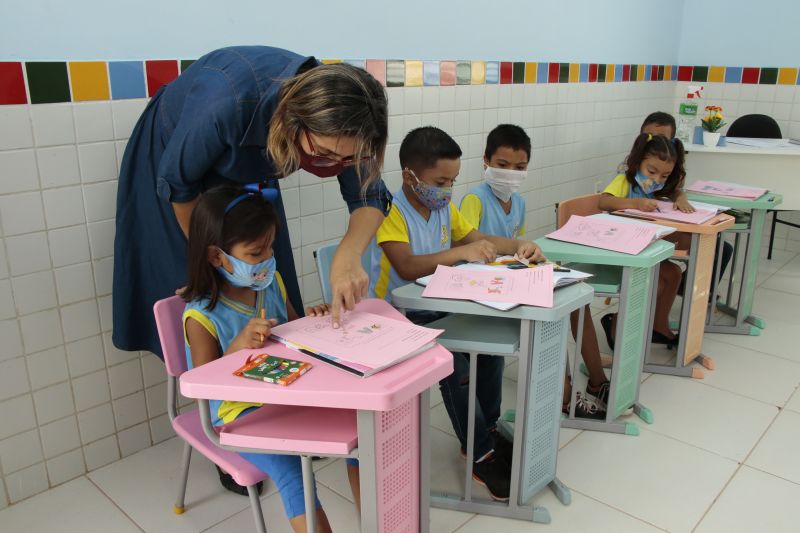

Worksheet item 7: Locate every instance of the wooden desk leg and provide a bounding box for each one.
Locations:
[357,397,421,532]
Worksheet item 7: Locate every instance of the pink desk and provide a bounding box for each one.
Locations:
[180,299,453,532]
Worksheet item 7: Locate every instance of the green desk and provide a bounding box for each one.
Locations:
[391,282,592,523]
[535,237,675,435]
[686,191,783,336]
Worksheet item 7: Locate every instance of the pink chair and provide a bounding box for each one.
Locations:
[154,295,271,532]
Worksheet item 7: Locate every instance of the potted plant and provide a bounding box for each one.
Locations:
[701,105,726,147]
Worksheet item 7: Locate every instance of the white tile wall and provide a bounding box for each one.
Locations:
[3,77,796,507]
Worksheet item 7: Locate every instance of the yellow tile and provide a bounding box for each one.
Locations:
[708,66,725,83]
[68,62,109,101]
[664,65,672,80]
[471,61,486,84]
[405,60,423,87]
[778,67,799,85]
[321,59,342,64]
[524,62,537,83]
[606,64,615,82]
[637,64,645,81]
[569,63,580,83]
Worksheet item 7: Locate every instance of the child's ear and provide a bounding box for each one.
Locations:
[401,168,416,186]
[483,156,490,169]
[207,246,225,268]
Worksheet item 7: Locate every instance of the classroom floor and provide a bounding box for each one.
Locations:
[2,246,800,533]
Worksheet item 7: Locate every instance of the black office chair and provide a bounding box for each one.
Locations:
[727,114,791,260]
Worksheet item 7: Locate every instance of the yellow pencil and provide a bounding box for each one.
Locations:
[259,308,265,344]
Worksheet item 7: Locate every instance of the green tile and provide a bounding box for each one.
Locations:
[558,62,570,83]
[657,65,665,81]
[512,62,525,84]
[456,61,471,85]
[180,60,195,73]
[759,67,778,84]
[631,64,639,81]
[692,66,709,82]
[26,62,70,104]
[386,60,405,87]
[598,63,607,81]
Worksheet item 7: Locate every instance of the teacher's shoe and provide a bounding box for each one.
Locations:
[472,452,511,501]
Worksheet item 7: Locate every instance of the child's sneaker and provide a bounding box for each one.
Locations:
[585,380,610,408]
[490,428,513,465]
[472,452,511,501]
[563,393,607,420]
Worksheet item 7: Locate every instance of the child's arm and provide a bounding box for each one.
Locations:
[671,190,695,213]
[381,239,496,281]
[457,229,546,263]
[598,193,658,212]
[185,318,223,367]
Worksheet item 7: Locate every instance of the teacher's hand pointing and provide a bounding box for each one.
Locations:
[329,250,369,328]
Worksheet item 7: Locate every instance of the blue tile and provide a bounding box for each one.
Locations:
[644,65,652,81]
[615,65,623,82]
[537,62,549,83]
[579,63,589,82]
[485,61,499,84]
[725,66,742,83]
[670,65,678,81]
[109,61,145,99]
[345,59,366,70]
[423,61,440,86]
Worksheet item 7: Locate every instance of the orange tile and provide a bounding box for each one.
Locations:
[524,62,537,83]
[569,63,580,83]
[405,60,423,86]
[778,67,798,85]
[606,64,615,82]
[708,66,725,83]
[664,65,672,80]
[471,61,486,84]
[69,62,109,101]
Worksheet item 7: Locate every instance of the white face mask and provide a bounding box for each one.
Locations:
[483,166,527,203]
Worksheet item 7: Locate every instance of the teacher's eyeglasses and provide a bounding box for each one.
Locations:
[303,130,372,169]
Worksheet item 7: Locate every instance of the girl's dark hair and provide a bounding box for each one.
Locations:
[182,185,280,309]
[640,111,677,138]
[484,124,531,160]
[625,133,686,199]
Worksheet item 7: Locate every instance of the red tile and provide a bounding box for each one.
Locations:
[145,60,179,97]
[548,63,560,83]
[677,66,693,81]
[588,64,598,82]
[500,62,513,84]
[622,64,631,82]
[650,65,659,81]
[0,62,27,104]
[742,67,760,84]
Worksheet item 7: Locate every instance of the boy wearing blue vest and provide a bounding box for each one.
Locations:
[462,124,610,421]
[369,126,544,501]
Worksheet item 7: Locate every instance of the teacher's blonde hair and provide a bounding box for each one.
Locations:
[268,63,387,187]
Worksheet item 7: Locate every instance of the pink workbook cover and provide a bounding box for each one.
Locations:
[422,263,554,308]
[270,311,443,377]
[547,215,657,255]
[621,200,717,224]
[686,180,767,199]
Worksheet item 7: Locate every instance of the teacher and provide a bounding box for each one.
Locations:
[112,46,390,358]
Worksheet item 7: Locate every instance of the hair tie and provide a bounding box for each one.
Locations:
[647,133,653,142]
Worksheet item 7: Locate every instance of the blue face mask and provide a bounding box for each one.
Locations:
[635,170,665,196]
[216,250,276,290]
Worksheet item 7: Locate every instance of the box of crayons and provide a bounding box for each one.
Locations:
[233,353,311,386]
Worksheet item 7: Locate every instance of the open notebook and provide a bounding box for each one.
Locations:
[618,199,727,225]
[270,311,443,377]
[415,259,592,311]
[686,180,768,200]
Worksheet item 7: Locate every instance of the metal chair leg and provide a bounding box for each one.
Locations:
[768,210,777,260]
[301,455,316,533]
[173,442,192,514]
[247,484,268,533]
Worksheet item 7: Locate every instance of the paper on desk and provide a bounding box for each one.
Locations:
[621,200,718,224]
[725,137,791,148]
[546,215,658,254]
[270,311,443,370]
[590,213,676,239]
[422,264,554,308]
[686,180,767,199]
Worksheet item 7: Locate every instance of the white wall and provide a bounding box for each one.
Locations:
[1,0,683,63]
[678,0,800,66]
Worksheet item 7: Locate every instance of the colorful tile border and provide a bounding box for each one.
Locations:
[1,59,798,105]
